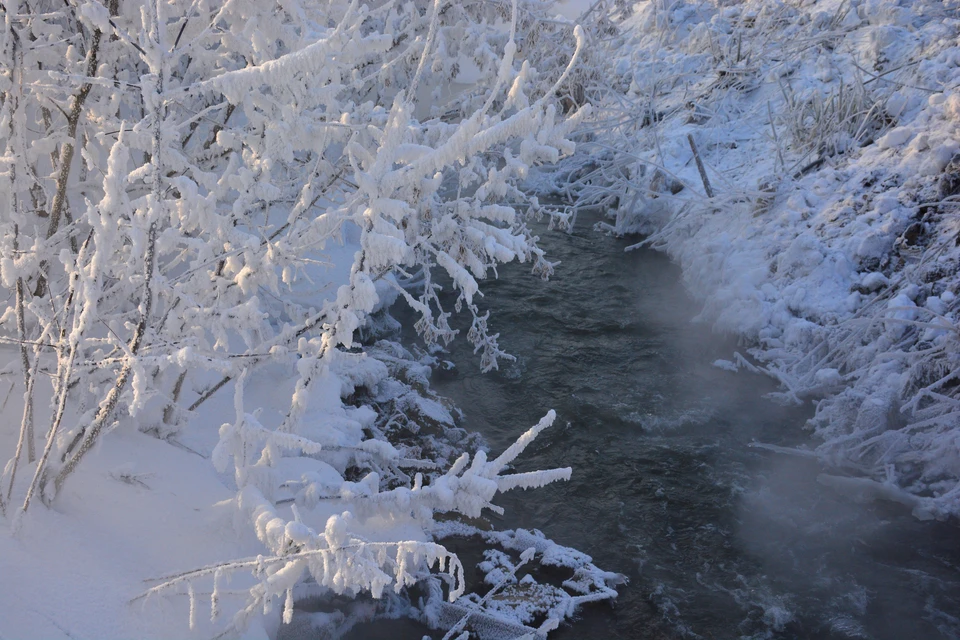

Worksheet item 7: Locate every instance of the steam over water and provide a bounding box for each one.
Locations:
[403,210,960,639]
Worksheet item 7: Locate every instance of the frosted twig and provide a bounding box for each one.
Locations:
[686,133,714,198]
[16,230,93,517]
[441,547,536,640]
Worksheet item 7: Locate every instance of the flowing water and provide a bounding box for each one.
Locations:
[388,210,960,640]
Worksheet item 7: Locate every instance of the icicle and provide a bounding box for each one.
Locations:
[283,588,294,624]
[211,569,222,622]
[188,583,197,630]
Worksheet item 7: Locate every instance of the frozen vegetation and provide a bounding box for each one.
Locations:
[0,0,959,638]
[550,0,960,519]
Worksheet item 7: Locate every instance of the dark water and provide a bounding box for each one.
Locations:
[390,211,960,640]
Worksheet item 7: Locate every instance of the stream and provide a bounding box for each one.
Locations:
[373,210,960,639]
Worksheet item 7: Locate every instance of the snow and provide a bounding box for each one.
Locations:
[7,0,960,637]
[0,420,267,639]
[557,0,960,516]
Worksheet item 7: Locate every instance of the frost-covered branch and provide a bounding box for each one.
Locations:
[0,0,597,634]
[144,410,570,634]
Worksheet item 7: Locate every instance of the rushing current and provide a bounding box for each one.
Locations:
[353,209,960,640]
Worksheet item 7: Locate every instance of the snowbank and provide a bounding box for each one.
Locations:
[0,362,276,639]
[565,0,960,516]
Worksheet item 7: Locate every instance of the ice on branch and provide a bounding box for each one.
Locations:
[139,411,571,635]
[0,0,598,636]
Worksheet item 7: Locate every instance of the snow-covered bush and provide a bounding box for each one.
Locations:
[0,0,615,634]
[141,407,585,635]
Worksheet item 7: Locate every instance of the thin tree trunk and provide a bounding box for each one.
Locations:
[4,24,36,502]
[7,226,37,499]
[52,222,158,498]
[33,27,102,297]
[19,232,93,515]
[16,230,34,464]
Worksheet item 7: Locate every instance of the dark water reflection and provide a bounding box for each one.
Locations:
[390,210,960,640]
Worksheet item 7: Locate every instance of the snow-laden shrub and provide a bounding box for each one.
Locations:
[0,0,615,633]
[141,404,577,635]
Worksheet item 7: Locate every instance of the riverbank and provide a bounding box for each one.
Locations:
[0,327,613,640]
[562,0,960,517]
[0,255,614,640]
[0,1,600,637]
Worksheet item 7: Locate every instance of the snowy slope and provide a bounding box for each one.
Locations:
[0,376,270,639]
[568,0,960,516]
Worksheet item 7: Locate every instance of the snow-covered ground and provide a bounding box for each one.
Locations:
[0,392,267,639]
[564,0,960,516]
[0,240,360,639]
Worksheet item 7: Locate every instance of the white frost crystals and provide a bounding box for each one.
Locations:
[0,0,606,637]
[140,409,574,636]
